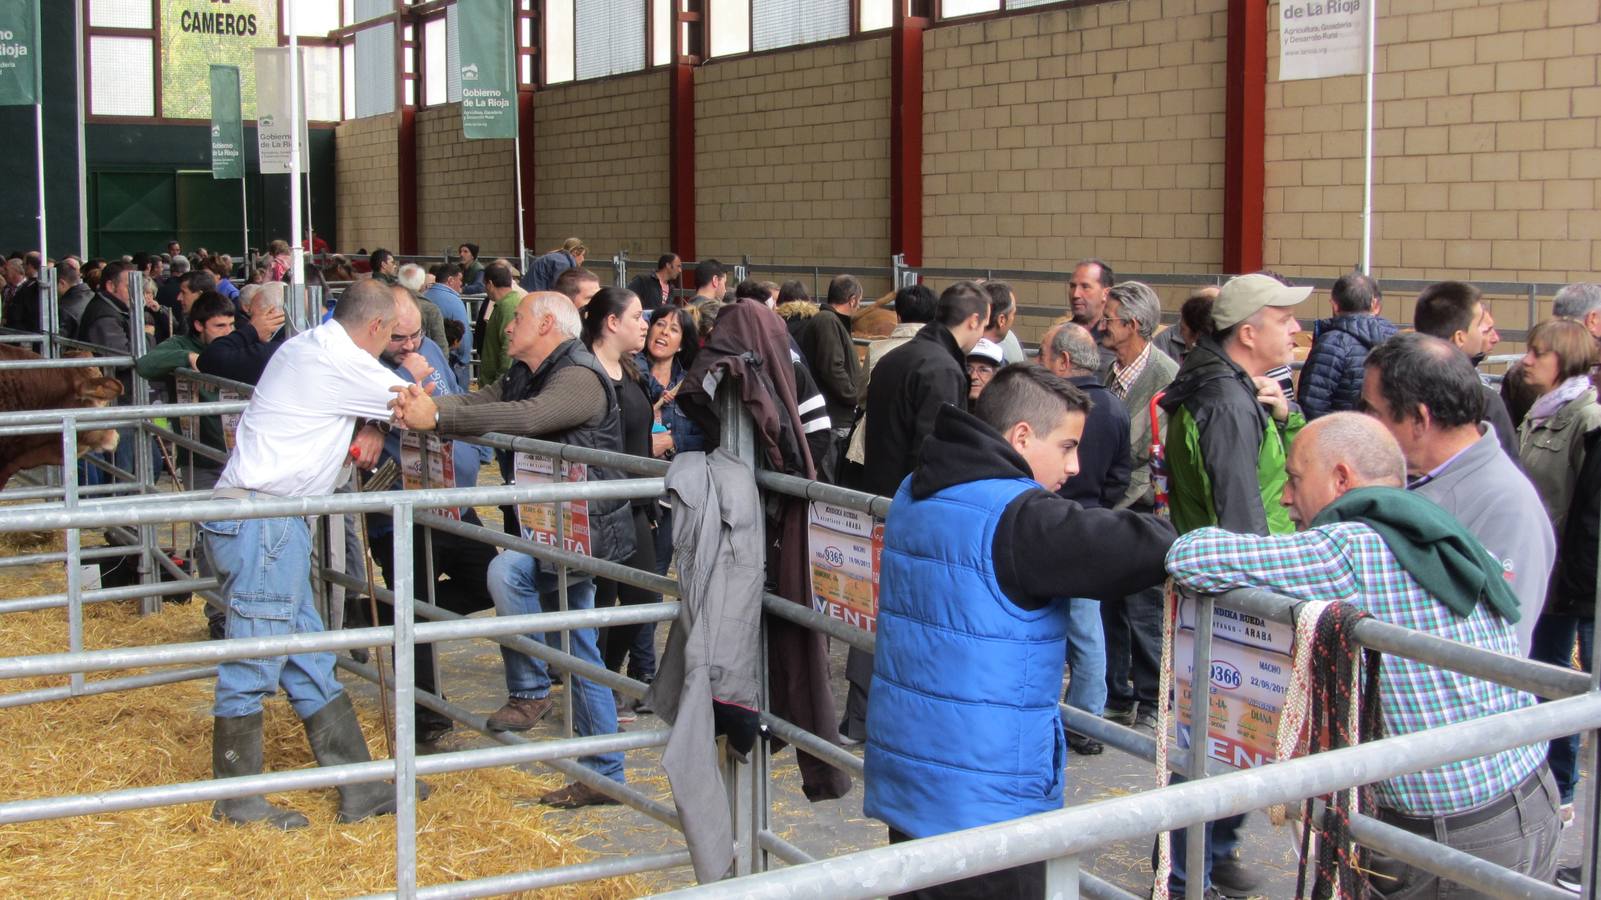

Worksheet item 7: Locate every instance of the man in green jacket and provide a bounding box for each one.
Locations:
[1155,272,1308,899]
[478,261,526,388]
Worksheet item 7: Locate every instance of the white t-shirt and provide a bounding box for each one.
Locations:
[218,319,407,497]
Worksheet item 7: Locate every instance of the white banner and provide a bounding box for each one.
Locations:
[1278,0,1369,81]
[253,46,308,174]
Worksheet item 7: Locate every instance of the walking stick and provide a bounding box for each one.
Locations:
[353,456,400,755]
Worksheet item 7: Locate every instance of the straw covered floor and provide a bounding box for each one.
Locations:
[0,535,647,898]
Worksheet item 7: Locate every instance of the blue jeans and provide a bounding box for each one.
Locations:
[486,551,623,782]
[203,514,342,720]
[1530,613,1595,804]
[1064,598,1107,715]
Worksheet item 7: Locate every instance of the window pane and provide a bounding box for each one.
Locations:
[353,0,390,24]
[860,0,892,30]
[90,35,154,116]
[446,3,462,102]
[303,45,342,121]
[423,16,446,106]
[941,0,1000,17]
[342,42,355,119]
[354,22,396,116]
[709,0,749,57]
[652,0,670,65]
[545,0,574,84]
[753,0,847,52]
[288,0,341,36]
[90,0,153,30]
[576,0,645,80]
[1006,0,1062,8]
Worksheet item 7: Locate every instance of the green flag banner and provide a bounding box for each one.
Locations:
[458,0,516,140]
[210,65,245,180]
[0,0,37,107]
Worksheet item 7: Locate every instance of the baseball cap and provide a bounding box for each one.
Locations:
[967,338,1005,367]
[1210,274,1312,331]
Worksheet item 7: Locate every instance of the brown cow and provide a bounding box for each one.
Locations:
[850,290,900,340]
[0,344,123,489]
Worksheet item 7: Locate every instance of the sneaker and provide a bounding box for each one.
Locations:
[1556,864,1582,893]
[1135,708,1160,732]
[1067,733,1103,755]
[1210,854,1262,898]
[1561,802,1575,830]
[615,695,637,725]
[1103,706,1137,727]
[485,696,554,732]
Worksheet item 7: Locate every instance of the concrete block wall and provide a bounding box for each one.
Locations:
[335,113,402,254]
[416,104,518,257]
[922,1,1229,279]
[1263,0,1601,292]
[694,38,893,270]
[532,71,672,260]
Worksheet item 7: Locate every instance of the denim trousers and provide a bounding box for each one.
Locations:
[203,514,343,720]
[1103,583,1163,712]
[1064,598,1108,715]
[486,551,624,782]
[1529,613,1595,803]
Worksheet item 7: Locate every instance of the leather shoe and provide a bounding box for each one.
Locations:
[1067,733,1103,755]
[539,781,621,809]
[485,696,553,732]
[1210,854,1262,898]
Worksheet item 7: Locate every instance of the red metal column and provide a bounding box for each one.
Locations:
[1222,0,1266,275]
[519,88,537,255]
[669,4,704,274]
[397,10,419,255]
[890,3,929,267]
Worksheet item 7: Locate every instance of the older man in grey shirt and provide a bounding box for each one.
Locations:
[1362,332,1554,652]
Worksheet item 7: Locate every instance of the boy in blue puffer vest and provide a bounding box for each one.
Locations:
[864,364,1177,899]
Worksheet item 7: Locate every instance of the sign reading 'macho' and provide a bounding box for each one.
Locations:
[162,0,278,119]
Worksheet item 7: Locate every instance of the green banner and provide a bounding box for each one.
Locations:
[458,0,516,140]
[0,0,38,107]
[210,65,244,180]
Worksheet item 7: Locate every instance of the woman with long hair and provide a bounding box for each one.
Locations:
[579,287,658,722]
[1519,317,1601,830]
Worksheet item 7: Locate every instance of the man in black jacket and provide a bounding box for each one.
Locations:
[1039,320,1132,754]
[195,288,288,385]
[1411,280,1520,461]
[798,274,864,482]
[627,253,680,312]
[861,281,989,499]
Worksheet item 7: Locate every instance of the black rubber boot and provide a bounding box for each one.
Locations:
[211,713,309,829]
[302,693,429,823]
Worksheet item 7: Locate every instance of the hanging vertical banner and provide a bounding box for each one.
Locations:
[209,65,245,181]
[254,47,307,174]
[0,0,37,106]
[457,0,516,139]
[1278,0,1369,81]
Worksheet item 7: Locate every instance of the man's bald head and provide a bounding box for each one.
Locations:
[1283,412,1406,526]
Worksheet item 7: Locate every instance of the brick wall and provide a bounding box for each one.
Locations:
[335,114,401,254]
[532,71,671,261]
[416,103,518,256]
[1263,0,1601,307]
[922,2,1229,278]
[694,38,892,271]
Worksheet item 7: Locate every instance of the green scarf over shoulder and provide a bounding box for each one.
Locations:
[1310,486,1521,623]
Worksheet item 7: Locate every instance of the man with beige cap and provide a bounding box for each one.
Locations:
[1154,271,1309,897]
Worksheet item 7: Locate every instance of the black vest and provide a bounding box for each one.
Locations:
[502,339,637,562]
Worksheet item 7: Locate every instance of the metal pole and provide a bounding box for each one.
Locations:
[1582,516,1601,900]
[62,414,84,695]
[32,0,44,267]
[1043,855,1081,899]
[39,264,56,361]
[126,271,158,615]
[1359,0,1375,273]
[557,497,572,738]
[392,502,419,900]
[513,134,526,262]
[241,179,250,265]
[287,10,304,305]
[1184,594,1214,900]
[75,0,89,255]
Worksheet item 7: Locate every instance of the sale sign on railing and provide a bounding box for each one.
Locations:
[399,431,458,520]
[514,452,591,556]
[1173,596,1294,770]
[807,500,883,634]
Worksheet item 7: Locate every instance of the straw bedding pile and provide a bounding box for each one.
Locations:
[0,562,648,897]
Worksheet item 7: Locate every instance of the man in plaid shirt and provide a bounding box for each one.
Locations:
[1167,412,1559,898]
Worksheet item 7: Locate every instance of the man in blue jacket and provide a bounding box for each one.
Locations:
[1297,271,1395,419]
[864,365,1175,898]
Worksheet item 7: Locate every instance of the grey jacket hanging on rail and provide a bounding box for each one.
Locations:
[645,449,764,883]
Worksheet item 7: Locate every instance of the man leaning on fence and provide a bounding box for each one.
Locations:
[202,277,419,830]
[1166,412,1560,899]
[863,365,1175,900]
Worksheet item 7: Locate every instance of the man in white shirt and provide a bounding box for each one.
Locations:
[203,277,415,830]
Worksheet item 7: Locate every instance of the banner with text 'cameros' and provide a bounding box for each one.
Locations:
[163,0,278,118]
[458,0,517,139]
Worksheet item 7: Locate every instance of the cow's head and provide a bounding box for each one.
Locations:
[69,365,123,407]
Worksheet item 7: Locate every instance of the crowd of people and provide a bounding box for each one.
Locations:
[2,236,1598,898]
